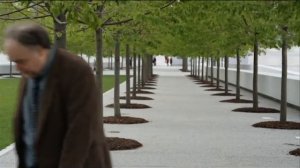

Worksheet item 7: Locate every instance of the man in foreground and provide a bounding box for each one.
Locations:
[4,22,111,168]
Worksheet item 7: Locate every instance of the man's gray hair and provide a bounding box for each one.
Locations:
[5,22,51,49]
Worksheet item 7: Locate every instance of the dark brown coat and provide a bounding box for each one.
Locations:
[14,49,112,168]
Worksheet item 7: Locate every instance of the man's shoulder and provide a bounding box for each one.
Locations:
[56,48,92,74]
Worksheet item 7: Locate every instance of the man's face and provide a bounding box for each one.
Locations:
[4,39,44,78]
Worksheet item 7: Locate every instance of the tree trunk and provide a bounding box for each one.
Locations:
[108,54,111,69]
[236,49,241,100]
[210,57,214,84]
[95,28,103,118]
[114,32,121,117]
[205,57,209,81]
[253,33,259,110]
[280,29,288,122]
[133,49,137,97]
[138,55,141,91]
[190,57,193,76]
[198,56,201,79]
[194,58,197,76]
[191,58,194,76]
[225,56,229,94]
[216,57,220,89]
[121,55,124,69]
[9,60,12,78]
[221,57,224,67]
[201,57,204,81]
[148,56,153,78]
[182,57,188,72]
[53,14,66,49]
[125,44,131,105]
[110,51,113,70]
[142,56,146,87]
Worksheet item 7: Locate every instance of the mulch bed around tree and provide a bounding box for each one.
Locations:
[205,88,228,91]
[289,148,300,156]
[146,82,157,84]
[200,84,216,87]
[232,107,280,113]
[253,121,300,129]
[120,96,153,100]
[195,81,214,85]
[146,78,157,81]
[106,137,142,151]
[186,75,196,78]
[146,81,156,84]
[143,83,157,86]
[180,69,190,72]
[103,116,149,124]
[106,103,151,109]
[139,87,156,90]
[212,93,237,96]
[129,90,154,94]
[220,98,252,103]
[136,82,157,86]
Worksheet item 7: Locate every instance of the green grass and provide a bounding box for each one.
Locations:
[103,75,126,92]
[0,78,20,150]
[0,75,126,150]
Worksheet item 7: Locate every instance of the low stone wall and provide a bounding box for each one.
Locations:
[208,67,300,108]
[0,65,19,75]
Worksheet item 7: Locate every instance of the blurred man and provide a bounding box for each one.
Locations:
[4,22,111,168]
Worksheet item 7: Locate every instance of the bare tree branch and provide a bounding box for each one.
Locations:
[0,15,51,21]
[52,15,67,24]
[30,4,49,16]
[160,0,176,10]
[11,3,39,18]
[102,17,113,25]
[102,0,176,27]
[0,1,18,3]
[241,15,254,35]
[0,2,43,17]
[75,26,90,32]
[37,3,50,13]
[43,2,67,25]
[103,18,133,26]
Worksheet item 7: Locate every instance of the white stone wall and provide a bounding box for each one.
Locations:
[208,67,300,108]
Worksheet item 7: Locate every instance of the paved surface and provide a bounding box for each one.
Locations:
[1,66,300,168]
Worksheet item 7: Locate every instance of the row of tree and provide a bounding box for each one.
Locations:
[0,1,299,121]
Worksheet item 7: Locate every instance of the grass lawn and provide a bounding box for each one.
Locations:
[103,75,126,92]
[0,78,20,150]
[0,75,126,150]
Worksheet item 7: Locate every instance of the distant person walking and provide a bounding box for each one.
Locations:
[3,22,111,168]
[152,57,156,66]
[165,56,169,66]
[169,57,173,66]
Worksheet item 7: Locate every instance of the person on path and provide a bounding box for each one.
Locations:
[169,57,173,66]
[165,56,169,66]
[3,22,112,168]
[152,57,156,66]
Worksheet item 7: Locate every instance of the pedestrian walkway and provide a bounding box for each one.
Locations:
[1,66,299,168]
